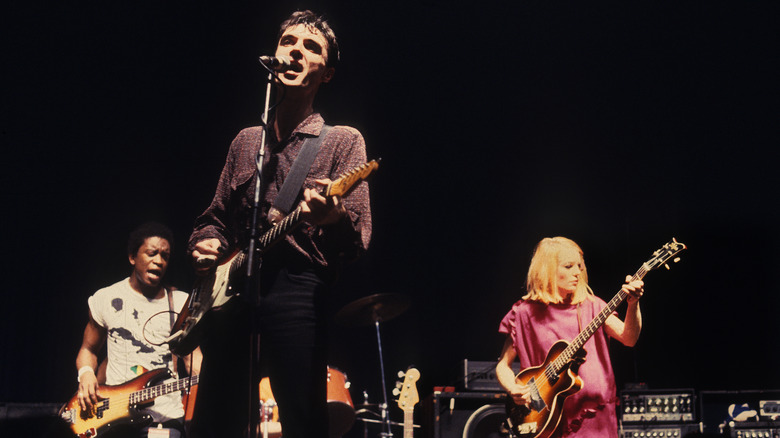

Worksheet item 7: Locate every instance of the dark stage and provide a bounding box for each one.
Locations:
[2,2,778,437]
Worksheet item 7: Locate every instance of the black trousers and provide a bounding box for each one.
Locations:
[189,264,329,438]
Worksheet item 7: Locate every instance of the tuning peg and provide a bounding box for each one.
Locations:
[392,387,400,396]
[664,264,670,270]
[397,370,405,378]
[673,257,681,263]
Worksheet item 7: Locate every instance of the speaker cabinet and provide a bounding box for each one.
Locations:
[424,391,509,438]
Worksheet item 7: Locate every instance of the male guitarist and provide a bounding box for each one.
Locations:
[496,237,643,437]
[75,222,202,437]
[187,10,371,438]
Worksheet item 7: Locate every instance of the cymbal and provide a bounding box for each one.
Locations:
[335,293,410,326]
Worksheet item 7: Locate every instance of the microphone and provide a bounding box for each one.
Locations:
[259,55,293,71]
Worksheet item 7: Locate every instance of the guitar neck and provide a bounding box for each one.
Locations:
[254,160,378,254]
[257,206,305,252]
[552,265,650,373]
[404,410,414,438]
[131,375,199,405]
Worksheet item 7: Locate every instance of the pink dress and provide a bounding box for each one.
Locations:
[499,297,619,438]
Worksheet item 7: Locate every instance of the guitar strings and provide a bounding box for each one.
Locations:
[526,266,651,401]
[78,375,199,418]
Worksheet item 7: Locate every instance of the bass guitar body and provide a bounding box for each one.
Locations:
[505,341,584,438]
[59,368,171,438]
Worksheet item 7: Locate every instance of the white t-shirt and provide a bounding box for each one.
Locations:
[88,278,189,423]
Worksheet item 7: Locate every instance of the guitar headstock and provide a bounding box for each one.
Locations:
[394,367,420,413]
[326,159,380,197]
[645,238,687,272]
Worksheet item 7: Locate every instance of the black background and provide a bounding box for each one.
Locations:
[2,1,778,435]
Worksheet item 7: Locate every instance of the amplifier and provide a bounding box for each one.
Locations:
[459,360,520,392]
[423,390,509,438]
[700,390,780,435]
[724,421,779,438]
[620,388,696,423]
[620,422,701,437]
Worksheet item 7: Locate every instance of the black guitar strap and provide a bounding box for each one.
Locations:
[269,125,332,223]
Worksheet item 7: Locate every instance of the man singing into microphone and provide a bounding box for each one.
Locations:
[187,10,371,438]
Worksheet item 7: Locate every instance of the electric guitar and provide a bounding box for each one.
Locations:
[169,160,380,355]
[59,368,199,438]
[394,367,420,438]
[505,238,686,437]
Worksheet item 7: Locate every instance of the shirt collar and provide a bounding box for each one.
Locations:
[294,112,325,137]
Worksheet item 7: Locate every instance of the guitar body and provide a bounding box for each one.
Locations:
[505,341,584,438]
[59,368,171,438]
[170,251,243,356]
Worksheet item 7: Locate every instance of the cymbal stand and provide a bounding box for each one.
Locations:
[374,319,392,438]
[361,391,370,438]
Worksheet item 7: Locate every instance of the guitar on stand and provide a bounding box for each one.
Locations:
[504,238,687,438]
[393,368,420,438]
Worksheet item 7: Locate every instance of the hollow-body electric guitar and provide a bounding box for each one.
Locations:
[59,368,199,438]
[169,160,380,355]
[504,239,686,437]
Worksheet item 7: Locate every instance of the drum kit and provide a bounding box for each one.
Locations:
[257,293,414,438]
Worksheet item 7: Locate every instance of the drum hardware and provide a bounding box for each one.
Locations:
[258,399,279,438]
[357,417,417,427]
[354,392,419,438]
[336,293,411,438]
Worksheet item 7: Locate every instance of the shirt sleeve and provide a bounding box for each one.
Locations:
[315,126,372,262]
[87,292,107,329]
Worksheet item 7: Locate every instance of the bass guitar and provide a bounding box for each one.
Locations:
[169,160,380,355]
[59,368,199,438]
[505,238,686,437]
[394,367,420,438]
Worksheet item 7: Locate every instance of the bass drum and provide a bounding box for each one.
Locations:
[258,366,356,438]
[327,366,356,437]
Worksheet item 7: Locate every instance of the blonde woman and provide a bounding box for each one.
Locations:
[496,237,644,437]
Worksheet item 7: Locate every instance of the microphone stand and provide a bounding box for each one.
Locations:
[245,68,276,438]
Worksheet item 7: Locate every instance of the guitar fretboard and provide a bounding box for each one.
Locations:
[258,207,304,251]
[544,264,650,381]
[130,375,199,405]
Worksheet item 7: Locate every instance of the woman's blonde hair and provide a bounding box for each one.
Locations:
[522,236,593,304]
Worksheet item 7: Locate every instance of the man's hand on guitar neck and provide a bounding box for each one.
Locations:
[300,178,347,226]
[192,238,222,276]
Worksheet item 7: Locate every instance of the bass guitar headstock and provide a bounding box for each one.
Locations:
[393,367,420,413]
[644,238,687,272]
